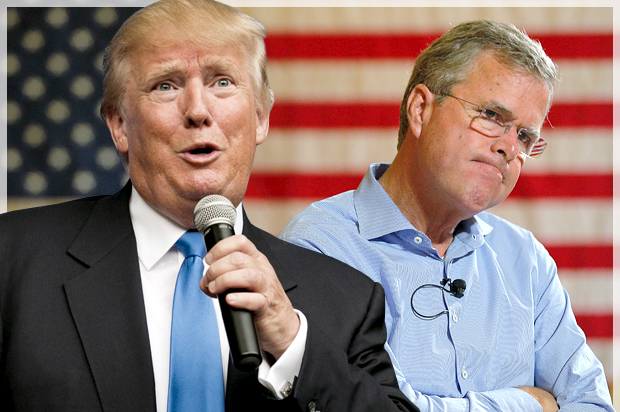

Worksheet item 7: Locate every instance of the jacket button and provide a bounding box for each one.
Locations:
[307,401,320,412]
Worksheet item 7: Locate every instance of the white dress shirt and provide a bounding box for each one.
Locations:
[129,188,307,412]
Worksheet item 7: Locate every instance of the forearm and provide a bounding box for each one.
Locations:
[517,386,558,412]
[397,380,543,412]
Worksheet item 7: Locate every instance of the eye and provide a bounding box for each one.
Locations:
[155,83,173,92]
[480,108,504,124]
[517,129,535,149]
[216,78,231,87]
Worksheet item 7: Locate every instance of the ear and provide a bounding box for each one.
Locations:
[406,84,435,139]
[105,108,129,157]
[255,109,269,146]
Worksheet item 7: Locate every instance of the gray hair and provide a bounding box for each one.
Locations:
[100,0,274,123]
[397,19,559,149]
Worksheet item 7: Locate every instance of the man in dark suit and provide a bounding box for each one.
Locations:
[0,1,418,411]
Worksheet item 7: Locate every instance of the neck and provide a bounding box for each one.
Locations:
[378,161,465,257]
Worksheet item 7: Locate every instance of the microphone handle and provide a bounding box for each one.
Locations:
[203,223,262,372]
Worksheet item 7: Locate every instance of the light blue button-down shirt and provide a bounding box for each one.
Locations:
[279,163,613,412]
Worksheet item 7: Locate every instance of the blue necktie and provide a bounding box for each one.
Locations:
[168,231,225,412]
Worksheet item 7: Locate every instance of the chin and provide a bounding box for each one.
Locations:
[462,192,499,214]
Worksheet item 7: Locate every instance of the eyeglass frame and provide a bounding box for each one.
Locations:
[432,92,547,159]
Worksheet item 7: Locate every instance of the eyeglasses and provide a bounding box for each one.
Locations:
[436,93,547,159]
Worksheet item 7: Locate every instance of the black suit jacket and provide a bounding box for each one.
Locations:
[0,184,418,412]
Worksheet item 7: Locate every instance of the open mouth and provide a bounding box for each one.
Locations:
[189,147,213,155]
[181,144,220,164]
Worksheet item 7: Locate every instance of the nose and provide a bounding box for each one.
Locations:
[491,125,521,160]
[183,80,212,127]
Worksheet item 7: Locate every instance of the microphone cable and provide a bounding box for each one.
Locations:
[410,278,466,320]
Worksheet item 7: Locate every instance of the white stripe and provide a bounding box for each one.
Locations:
[268,61,411,103]
[256,129,612,174]
[559,269,613,313]
[268,60,612,102]
[256,129,397,173]
[488,199,612,244]
[523,129,612,174]
[553,60,613,102]
[243,7,612,33]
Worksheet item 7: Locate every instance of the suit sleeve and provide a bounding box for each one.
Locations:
[290,282,419,412]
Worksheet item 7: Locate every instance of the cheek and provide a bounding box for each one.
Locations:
[427,132,467,169]
[124,114,172,170]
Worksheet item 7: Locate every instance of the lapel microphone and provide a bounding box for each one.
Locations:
[410,278,466,320]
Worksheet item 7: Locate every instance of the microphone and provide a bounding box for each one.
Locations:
[449,279,466,298]
[194,195,262,372]
[410,278,466,320]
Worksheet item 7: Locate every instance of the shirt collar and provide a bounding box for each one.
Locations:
[353,163,494,246]
[453,214,493,252]
[129,186,244,270]
[353,163,417,240]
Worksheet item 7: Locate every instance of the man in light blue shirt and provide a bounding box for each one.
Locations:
[279,20,613,412]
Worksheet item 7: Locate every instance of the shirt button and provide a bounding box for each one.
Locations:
[452,313,458,323]
[462,370,468,379]
[414,236,423,244]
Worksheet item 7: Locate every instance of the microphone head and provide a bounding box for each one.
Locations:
[450,279,466,298]
[193,195,237,235]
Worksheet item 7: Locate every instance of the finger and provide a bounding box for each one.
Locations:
[224,291,268,312]
[205,235,258,264]
[200,276,216,298]
[205,267,263,296]
[206,250,255,281]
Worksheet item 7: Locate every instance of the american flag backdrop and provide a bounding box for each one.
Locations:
[5,4,614,396]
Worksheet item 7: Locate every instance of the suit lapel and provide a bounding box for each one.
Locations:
[64,184,156,412]
[241,210,298,293]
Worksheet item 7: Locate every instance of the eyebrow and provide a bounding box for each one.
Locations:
[483,101,515,120]
[198,55,239,74]
[144,61,186,82]
[142,55,240,84]
[483,100,541,135]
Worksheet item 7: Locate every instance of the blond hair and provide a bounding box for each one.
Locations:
[100,0,274,121]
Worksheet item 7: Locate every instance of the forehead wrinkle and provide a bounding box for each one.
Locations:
[134,58,189,92]
[145,60,186,79]
[198,54,241,74]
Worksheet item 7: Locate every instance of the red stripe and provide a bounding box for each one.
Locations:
[547,103,612,128]
[534,34,614,60]
[247,172,362,199]
[575,314,612,339]
[246,172,612,200]
[546,245,612,269]
[269,103,612,128]
[510,174,612,199]
[265,33,612,60]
